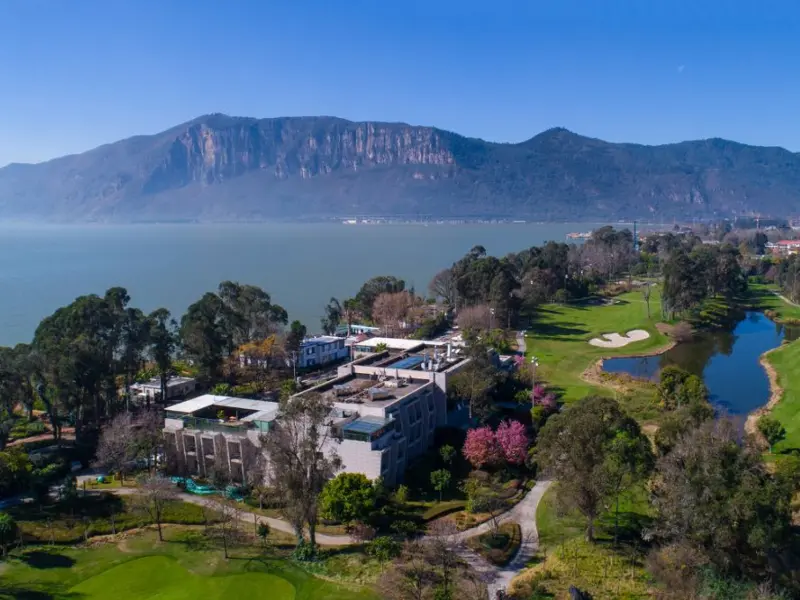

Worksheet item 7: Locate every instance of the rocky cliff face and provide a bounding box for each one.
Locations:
[142,117,456,194]
[2,114,800,222]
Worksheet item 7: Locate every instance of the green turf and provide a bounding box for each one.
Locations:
[749,283,800,322]
[764,339,800,453]
[525,289,670,421]
[0,529,377,600]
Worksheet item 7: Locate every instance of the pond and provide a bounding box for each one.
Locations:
[602,312,799,416]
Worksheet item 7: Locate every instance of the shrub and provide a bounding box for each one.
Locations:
[366,536,402,563]
[392,484,409,504]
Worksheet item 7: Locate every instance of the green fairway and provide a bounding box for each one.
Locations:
[749,282,800,323]
[0,529,377,600]
[525,289,670,422]
[765,339,800,453]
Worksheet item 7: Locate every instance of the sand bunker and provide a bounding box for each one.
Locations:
[589,329,650,348]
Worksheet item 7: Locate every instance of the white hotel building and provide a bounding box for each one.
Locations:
[163,338,469,487]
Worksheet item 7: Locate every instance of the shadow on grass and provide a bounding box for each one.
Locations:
[528,322,589,338]
[19,550,76,569]
[0,585,85,600]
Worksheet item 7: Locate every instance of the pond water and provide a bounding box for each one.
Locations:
[602,312,799,416]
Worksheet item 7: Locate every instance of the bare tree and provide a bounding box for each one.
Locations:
[132,408,163,472]
[93,412,135,483]
[455,304,492,333]
[428,269,457,306]
[135,475,178,542]
[642,285,652,319]
[425,519,463,598]
[378,540,436,600]
[261,392,341,551]
[206,496,242,559]
[372,292,413,337]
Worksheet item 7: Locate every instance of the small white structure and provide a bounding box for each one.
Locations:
[131,376,196,402]
[297,336,350,368]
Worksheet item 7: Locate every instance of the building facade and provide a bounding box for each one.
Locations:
[131,376,196,402]
[297,336,350,368]
[163,339,470,488]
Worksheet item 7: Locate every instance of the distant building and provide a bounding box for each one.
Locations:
[131,376,196,402]
[297,336,350,368]
[334,324,381,337]
[767,240,800,256]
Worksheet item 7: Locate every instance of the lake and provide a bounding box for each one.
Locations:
[0,222,604,347]
[603,312,799,416]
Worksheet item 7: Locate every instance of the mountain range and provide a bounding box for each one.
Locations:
[2,114,800,222]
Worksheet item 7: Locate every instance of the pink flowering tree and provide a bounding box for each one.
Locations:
[538,392,558,412]
[462,426,502,469]
[495,420,530,465]
[531,384,547,402]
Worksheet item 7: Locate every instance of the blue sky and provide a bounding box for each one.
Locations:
[1,0,799,166]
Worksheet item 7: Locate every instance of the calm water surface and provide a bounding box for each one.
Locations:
[603,312,799,415]
[0,222,603,346]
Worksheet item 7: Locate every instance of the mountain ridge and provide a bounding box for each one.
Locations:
[2,114,799,222]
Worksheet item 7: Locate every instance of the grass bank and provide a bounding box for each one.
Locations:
[762,340,800,454]
[510,484,654,599]
[1,527,378,600]
[525,289,671,424]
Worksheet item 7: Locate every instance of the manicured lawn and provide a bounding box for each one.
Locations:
[1,528,378,600]
[749,282,800,323]
[765,339,800,453]
[525,289,671,422]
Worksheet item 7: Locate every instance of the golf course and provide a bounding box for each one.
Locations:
[525,287,671,423]
[0,528,378,600]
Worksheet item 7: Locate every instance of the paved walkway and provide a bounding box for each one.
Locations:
[79,472,551,597]
[451,479,551,599]
[76,475,354,546]
[771,289,800,307]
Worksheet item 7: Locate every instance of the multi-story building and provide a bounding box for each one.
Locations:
[297,336,350,368]
[767,240,800,256]
[163,338,470,487]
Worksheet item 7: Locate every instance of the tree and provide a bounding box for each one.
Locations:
[321,298,342,335]
[535,396,650,542]
[455,305,492,333]
[642,285,652,319]
[439,444,456,466]
[205,496,242,559]
[450,361,495,422]
[372,291,413,337]
[378,540,435,600]
[355,276,405,319]
[179,293,231,380]
[147,308,176,404]
[285,320,307,356]
[256,521,270,550]
[602,430,654,544]
[217,281,288,347]
[757,415,786,454]
[131,408,164,472]
[651,418,793,576]
[430,469,452,502]
[0,512,17,557]
[495,420,530,465]
[93,412,135,483]
[119,307,150,409]
[367,535,402,565]
[462,426,501,470]
[319,472,377,524]
[135,475,178,542]
[261,392,341,550]
[428,269,457,306]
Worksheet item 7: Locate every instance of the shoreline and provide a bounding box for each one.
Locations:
[745,347,784,442]
[580,337,678,392]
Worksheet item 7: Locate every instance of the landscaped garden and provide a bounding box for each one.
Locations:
[466,521,521,566]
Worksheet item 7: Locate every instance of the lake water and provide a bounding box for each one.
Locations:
[0,222,602,347]
[603,312,799,415]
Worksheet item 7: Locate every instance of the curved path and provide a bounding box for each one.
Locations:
[79,473,552,597]
[452,479,551,599]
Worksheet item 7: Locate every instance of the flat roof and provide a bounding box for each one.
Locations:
[133,376,195,389]
[303,335,342,346]
[353,337,442,350]
[165,394,277,415]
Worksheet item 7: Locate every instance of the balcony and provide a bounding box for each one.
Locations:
[166,413,272,435]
